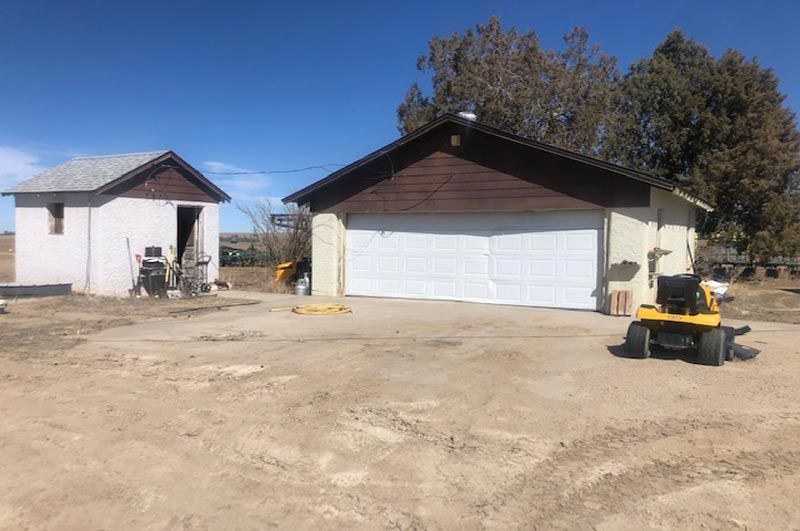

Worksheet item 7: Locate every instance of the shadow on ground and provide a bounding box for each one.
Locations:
[607,343,700,364]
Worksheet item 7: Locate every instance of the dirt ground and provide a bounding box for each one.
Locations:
[0,234,13,283]
[1,291,800,529]
[722,279,800,324]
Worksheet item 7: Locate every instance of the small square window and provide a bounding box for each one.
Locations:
[48,202,64,234]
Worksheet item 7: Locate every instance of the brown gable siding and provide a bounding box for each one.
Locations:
[107,166,217,202]
[312,122,650,213]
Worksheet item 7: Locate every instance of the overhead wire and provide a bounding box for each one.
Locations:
[204,164,347,175]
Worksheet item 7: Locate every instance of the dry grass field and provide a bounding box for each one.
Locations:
[0,234,14,283]
[219,266,291,293]
[721,280,800,324]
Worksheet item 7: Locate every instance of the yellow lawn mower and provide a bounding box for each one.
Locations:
[625,274,758,366]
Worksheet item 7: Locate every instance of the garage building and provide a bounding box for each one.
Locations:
[284,114,711,312]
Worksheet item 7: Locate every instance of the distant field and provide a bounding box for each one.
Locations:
[220,232,257,239]
[220,240,257,251]
[220,233,265,252]
[0,234,14,283]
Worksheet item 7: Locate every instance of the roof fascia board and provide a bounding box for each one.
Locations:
[672,188,713,211]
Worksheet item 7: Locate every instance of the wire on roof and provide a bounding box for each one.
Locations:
[204,164,347,175]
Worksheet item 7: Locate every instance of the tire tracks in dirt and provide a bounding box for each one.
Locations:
[478,415,800,528]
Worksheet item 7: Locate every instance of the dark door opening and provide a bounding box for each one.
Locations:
[177,206,203,267]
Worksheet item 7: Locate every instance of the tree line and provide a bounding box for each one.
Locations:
[397,17,800,262]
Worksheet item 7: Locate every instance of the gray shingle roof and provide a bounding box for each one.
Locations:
[4,150,169,194]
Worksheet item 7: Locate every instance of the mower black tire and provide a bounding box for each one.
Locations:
[722,326,736,362]
[698,328,725,366]
[625,322,651,358]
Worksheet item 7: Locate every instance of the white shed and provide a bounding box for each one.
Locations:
[3,151,230,296]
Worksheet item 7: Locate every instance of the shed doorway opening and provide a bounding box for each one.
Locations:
[177,206,203,267]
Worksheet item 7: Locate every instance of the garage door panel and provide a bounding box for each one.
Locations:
[348,277,373,294]
[377,256,399,274]
[346,213,600,310]
[564,232,596,252]
[565,259,594,281]
[495,282,523,303]
[564,287,596,307]
[530,233,558,252]
[405,256,428,274]
[376,233,399,250]
[351,255,371,273]
[493,257,523,277]
[433,257,457,274]
[404,280,427,296]
[464,234,490,251]
[405,234,428,249]
[432,281,457,297]
[529,259,557,278]
[464,281,490,299]
[494,233,523,252]
[464,257,489,275]
[377,278,400,294]
[434,235,457,250]
[528,285,557,305]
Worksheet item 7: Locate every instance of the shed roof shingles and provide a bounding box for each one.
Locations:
[4,150,168,194]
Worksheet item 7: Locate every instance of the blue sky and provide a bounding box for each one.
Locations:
[1,0,798,232]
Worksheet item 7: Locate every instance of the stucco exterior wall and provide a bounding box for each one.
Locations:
[14,194,220,296]
[604,207,651,311]
[645,188,697,301]
[93,197,219,296]
[311,212,346,296]
[604,189,698,309]
[14,192,96,290]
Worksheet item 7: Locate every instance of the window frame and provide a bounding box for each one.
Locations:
[47,202,64,235]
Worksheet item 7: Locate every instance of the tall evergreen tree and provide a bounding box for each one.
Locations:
[603,32,717,193]
[606,31,800,259]
[397,17,619,155]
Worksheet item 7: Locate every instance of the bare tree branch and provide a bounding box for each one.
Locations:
[237,200,311,265]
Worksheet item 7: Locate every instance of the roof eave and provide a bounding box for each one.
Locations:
[2,189,94,196]
[671,187,713,211]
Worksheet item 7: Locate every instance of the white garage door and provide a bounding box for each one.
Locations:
[345,212,602,310]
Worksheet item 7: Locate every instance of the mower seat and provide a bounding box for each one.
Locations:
[656,274,711,314]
